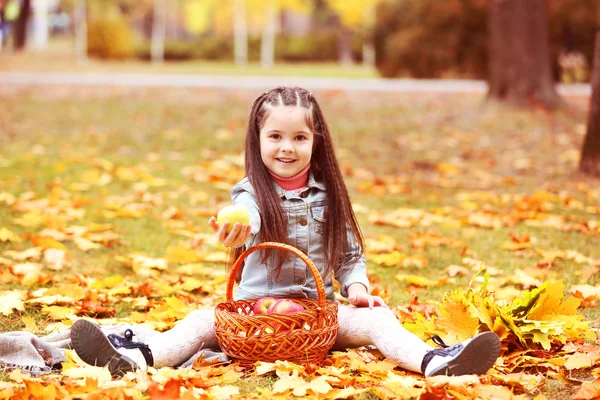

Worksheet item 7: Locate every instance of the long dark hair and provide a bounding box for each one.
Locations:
[231,87,364,278]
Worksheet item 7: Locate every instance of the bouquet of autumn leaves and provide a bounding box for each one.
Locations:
[403,273,595,374]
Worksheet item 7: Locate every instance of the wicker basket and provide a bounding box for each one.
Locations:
[214,242,339,366]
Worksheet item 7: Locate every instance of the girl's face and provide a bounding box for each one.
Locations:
[259,106,314,178]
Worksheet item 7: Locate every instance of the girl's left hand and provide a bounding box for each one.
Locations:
[348,293,389,309]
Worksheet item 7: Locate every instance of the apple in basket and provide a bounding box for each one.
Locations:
[267,299,305,314]
[217,204,250,234]
[253,297,278,315]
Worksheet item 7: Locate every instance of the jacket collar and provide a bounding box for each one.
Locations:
[276,170,325,199]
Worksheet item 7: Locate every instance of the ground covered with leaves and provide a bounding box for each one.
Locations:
[0,86,599,399]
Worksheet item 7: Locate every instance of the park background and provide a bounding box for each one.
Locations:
[1,0,600,399]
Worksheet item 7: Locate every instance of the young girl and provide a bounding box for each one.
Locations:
[72,86,500,377]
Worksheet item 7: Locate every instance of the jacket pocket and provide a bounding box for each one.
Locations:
[311,205,327,235]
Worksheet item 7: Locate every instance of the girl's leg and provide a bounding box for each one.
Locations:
[334,305,432,373]
[143,309,218,368]
[334,305,501,376]
[72,309,218,373]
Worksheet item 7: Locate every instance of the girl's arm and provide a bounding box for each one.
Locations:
[336,233,388,309]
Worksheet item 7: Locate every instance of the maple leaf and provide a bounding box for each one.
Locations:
[573,378,600,400]
[41,305,77,321]
[0,290,25,315]
[147,379,182,400]
[23,380,60,400]
[74,237,102,251]
[436,290,481,342]
[0,227,21,243]
[166,246,200,264]
[208,385,240,399]
[43,248,70,270]
[395,274,445,288]
[564,352,600,370]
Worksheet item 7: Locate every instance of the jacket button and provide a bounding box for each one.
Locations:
[295,279,304,285]
[299,218,307,226]
[300,191,308,198]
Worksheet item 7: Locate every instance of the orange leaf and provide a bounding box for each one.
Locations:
[148,379,182,400]
[574,378,600,400]
[31,236,65,250]
[23,380,58,400]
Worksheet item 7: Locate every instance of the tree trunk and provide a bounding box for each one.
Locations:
[260,0,276,69]
[487,0,560,108]
[337,26,354,66]
[13,0,31,51]
[579,4,600,177]
[151,0,167,64]
[31,0,49,50]
[233,0,248,66]
[73,0,87,64]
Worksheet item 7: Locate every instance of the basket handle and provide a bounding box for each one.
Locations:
[226,242,328,307]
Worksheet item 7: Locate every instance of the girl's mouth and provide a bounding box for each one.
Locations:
[277,158,296,163]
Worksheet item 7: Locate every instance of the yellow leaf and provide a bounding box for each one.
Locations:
[565,352,600,370]
[21,315,36,331]
[31,236,65,250]
[502,241,532,251]
[166,246,200,264]
[74,237,101,251]
[23,380,59,400]
[0,291,25,315]
[395,274,444,287]
[0,227,21,243]
[41,305,76,321]
[436,291,481,342]
[208,385,240,398]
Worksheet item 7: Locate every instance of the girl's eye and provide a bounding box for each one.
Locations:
[269,134,281,139]
[296,135,307,141]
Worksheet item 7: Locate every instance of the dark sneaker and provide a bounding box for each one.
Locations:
[70,319,153,377]
[421,331,501,377]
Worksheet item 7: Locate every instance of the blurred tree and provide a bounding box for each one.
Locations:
[374,0,488,78]
[580,3,600,177]
[74,0,87,63]
[151,0,167,63]
[327,0,379,65]
[488,0,560,108]
[234,0,248,65]
[13,0,30,51]
[254,0,310,68]
[183,0,213,35]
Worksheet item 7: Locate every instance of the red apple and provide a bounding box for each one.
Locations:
[266,299,305,315]
[253,297,278,315]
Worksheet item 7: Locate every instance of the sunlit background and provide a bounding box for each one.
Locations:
[0,0,594,83]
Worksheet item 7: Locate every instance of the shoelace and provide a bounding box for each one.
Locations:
[107,329,155,367]
[420,334,465,374]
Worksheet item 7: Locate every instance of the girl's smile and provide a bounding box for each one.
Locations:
[259,106,314,178]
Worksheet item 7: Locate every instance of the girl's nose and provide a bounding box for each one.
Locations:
[280,140,294,153]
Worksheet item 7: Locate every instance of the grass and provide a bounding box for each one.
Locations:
[0,37,378,78]
[0,85,599,398]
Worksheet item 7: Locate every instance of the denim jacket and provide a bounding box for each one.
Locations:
[230,172,370,302]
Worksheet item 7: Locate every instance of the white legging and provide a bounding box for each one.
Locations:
[140,305,433,373]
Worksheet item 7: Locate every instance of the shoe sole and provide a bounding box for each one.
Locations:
[428,331,501,376]
[71,319,136,377]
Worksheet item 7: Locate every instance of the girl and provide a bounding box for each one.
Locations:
[72,87,500,378]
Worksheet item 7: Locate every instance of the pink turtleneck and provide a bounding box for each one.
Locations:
[268,163,311,192]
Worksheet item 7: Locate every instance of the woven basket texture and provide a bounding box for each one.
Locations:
[214,242,339,366]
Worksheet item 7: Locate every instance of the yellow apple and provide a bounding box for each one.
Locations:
[217,204,250,234]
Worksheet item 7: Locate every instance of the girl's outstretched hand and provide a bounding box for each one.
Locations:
[348,293,389,309]
[208,216,251,248]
